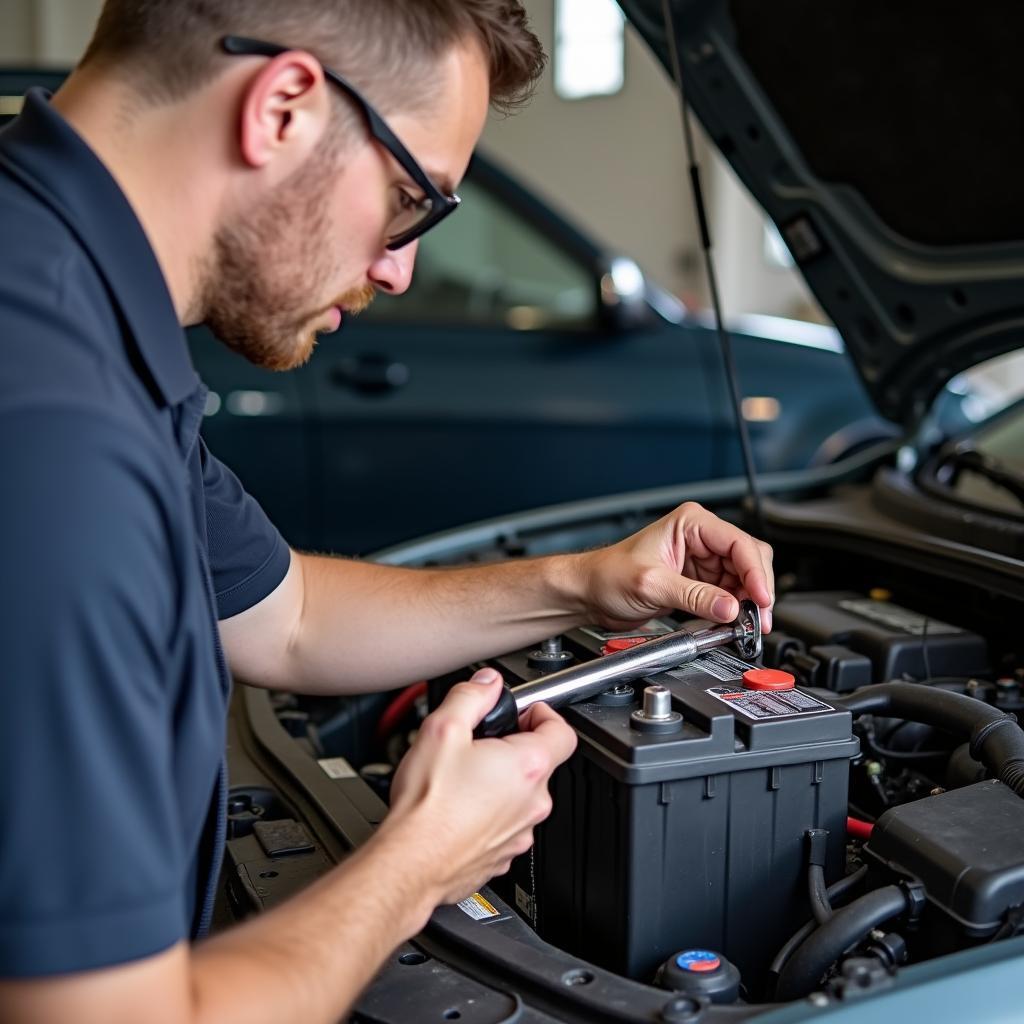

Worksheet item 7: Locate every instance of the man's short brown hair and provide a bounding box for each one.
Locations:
[80,0,545,116]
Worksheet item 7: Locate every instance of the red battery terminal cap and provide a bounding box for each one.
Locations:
[742,668,796,691]
[601,636,651,656]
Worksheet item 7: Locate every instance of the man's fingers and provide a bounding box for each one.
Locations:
[426,670,505,734]
[758,540,775,632]
[687,579,738,622]
[513,702,578,765]
[642,565,737,622]
[689,513,774,609]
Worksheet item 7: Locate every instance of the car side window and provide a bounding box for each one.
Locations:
[363,177,599,330]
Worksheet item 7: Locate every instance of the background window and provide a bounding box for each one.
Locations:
[363,177,597,330]
[554,0,625,101]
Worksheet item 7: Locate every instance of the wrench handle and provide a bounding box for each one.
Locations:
[473,684,520,739]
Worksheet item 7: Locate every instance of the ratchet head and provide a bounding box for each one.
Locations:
[734,599,762,660]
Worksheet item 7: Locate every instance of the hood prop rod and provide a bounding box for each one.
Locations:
[660,0,764,535]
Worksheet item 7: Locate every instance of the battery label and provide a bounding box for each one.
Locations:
[837,599,962,636]
[457,893,500,921]
[580,620,672,642]
[668,648,750,682]
[514,885,536,921]
[706,685,833,719]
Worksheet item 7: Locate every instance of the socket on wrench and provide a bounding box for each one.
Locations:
[474,599,762,738]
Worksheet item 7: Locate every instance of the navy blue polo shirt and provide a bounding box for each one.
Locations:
[0,91,292,976]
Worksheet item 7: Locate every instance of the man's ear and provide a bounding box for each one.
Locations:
[237,51,330,172]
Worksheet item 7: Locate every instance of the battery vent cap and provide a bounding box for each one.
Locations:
[601,636,650,655]
[658,948,741,1003]
[676,950,721,972]
[742,668,796,691]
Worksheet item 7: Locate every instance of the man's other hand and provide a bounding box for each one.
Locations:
[574,501,775,633]
[382,669,577,907]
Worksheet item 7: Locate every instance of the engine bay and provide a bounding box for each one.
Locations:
[426,587,1024,1007]
[229,482,1024,1018]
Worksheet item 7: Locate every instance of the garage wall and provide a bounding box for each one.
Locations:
[0,1,33,63]
[479,2,706,305]
[0,0,816,319]
[0,0,103,64]
[483,0,815,318]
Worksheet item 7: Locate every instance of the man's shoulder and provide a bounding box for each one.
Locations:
[0,403,189,615]
[0,175,114,314]
[0,403,184,526]
[0,176,144,419]
[0,168,93,283]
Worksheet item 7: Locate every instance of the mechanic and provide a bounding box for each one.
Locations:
[0,2,774,1022]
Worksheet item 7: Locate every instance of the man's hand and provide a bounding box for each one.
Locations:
[381,669,577,907]
[575,502,774,632]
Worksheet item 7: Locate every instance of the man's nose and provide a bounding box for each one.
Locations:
[367,239,419,295]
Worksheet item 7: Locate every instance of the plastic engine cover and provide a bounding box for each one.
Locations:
[866,780,1024,937]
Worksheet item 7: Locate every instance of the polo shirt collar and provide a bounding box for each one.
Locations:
[0,89,198,407]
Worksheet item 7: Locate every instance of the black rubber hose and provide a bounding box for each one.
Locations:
[834,682,1024,797]
[775,885,909,1000]
[808,865,832,925]
[827,864,870,906]
[946,742,988,790]
[769,865,869,979]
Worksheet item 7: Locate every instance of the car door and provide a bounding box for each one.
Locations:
[310,154,719,555]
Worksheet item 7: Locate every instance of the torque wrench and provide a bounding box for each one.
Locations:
[474,599,762,738]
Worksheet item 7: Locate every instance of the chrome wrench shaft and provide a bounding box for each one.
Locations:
[474,599,761,738]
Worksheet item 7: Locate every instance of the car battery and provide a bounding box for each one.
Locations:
[484,622,860,998]
[769,591,989,686]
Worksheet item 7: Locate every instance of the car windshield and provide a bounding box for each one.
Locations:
[926,399,1024,518]
[911,348,1024,521]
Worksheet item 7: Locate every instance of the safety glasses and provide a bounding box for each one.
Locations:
[221,35,461,249]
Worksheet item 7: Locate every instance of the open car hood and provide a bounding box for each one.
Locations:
[620,0,1024,428]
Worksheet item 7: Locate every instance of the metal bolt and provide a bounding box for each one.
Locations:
[528,636,574,671]
[631,685,683,733]
[643,684,673,720]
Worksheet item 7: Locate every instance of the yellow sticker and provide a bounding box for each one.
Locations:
[456,893,499,921]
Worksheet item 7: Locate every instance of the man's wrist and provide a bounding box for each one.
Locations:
[540,551,592,624]
[361,814,447,934]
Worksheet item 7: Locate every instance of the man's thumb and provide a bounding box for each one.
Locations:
[432,670,505,733]
[679,578,737,622]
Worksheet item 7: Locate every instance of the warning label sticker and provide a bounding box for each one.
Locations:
[457,893,500,921]
[668,649,751,683]
[580,620,672,642]
[706,685,834,720]
[317,757,357,780]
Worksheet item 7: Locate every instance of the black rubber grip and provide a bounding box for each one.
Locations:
[473,684,520,739]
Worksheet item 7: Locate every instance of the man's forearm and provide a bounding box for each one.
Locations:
[190,822,437,1024]
[284,551,590,693]
[221,501,775,697]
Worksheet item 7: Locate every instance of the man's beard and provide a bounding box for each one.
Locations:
[199,152,374,372]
